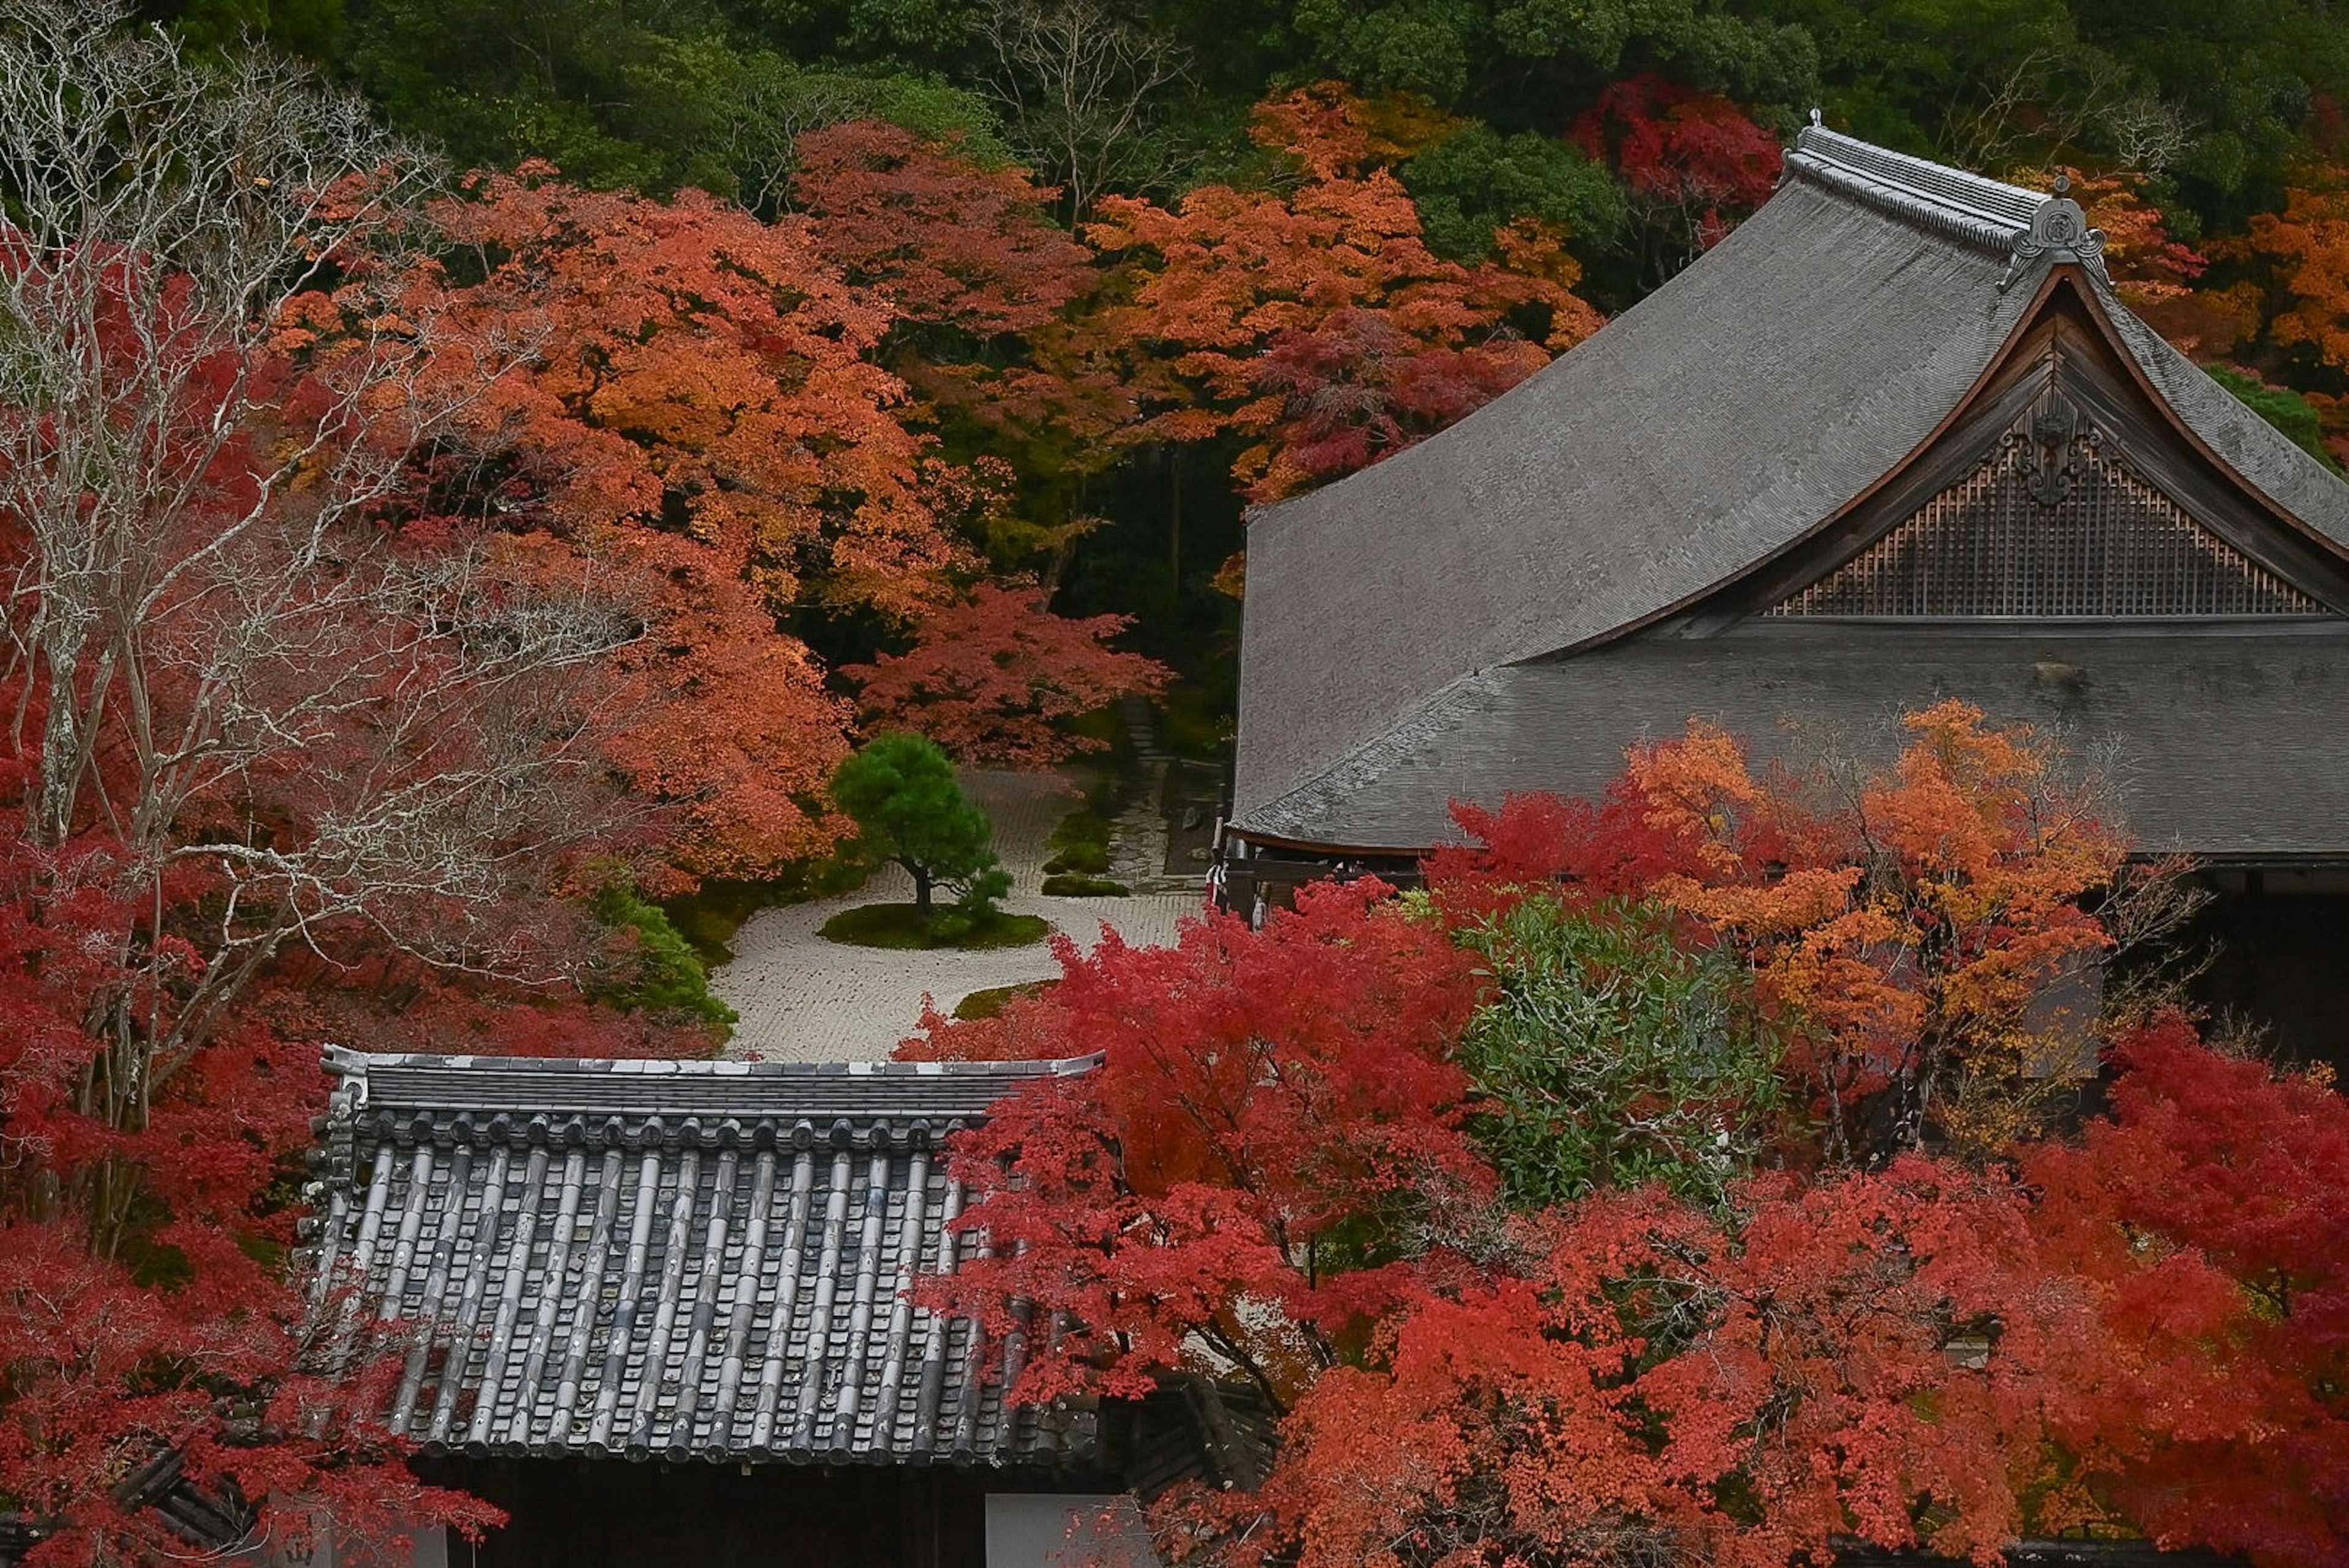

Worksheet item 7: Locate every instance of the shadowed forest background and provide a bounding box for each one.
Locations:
[137,0,2349,696]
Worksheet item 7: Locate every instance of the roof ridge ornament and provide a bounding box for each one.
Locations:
[1999,171,2107,291]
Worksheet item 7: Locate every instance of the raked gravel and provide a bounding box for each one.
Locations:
[713,769,1206,1062]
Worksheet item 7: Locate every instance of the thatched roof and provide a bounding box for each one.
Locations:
[1233,126,2349,856]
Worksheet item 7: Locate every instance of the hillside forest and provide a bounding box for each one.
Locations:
[0,0,2346,1562]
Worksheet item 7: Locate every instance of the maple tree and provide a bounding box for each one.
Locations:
[1434,702,2132,1163]
[412,165,964,875]
[842,583,1171,767]
[1086,84,1604,500]
[2243,166,2349,376]
[1571,73,1783,273]
[789,119,1132,574]
[2021,1021,2349,1567]
[916,706,2344,1567]
[906,878,1487,1410]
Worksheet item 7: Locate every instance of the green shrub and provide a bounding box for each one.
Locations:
[1045,805,1117,875]
[660,858,866,968]
[590,883,738,1033]
[1454,896,1783,1211]
[2205,363,2343,472]
[1041,873,1130,897]
[952,979,1058,1020]
[818,902,1049,950]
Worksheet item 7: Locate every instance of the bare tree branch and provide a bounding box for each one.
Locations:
[976,0,1187,217]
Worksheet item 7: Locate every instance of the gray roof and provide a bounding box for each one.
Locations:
[1234,125,2349,845]
[1236,633,2349,861]
[310,1048,1099,1466]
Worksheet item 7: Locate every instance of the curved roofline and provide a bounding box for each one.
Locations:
[1782,124,2043,258]
[1535,265,2349,661]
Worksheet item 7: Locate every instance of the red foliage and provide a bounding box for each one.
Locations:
[907,880,1486,1407]
[1251,305,1549,489]
[0,827,514,1562]
[2025,1022,2349,1565]
[841,583,1171,767]
[1256,1161,2073,1568]
[1088,85,1603,500]
[910,709,2348,1567]
[0,223,706,1558]
[1573,74,1781,247]
[792,121,1093,338]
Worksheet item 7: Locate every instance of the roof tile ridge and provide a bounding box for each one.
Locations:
[1783,122,2038,259]
[324,1046,1102,1080]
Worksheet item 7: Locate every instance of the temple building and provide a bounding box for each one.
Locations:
[298,1047,1271,1567]
[1225,123,2349,1057]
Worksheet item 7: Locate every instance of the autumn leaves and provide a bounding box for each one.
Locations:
[911,708,2349,1568]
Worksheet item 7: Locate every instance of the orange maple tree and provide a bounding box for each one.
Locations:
[790,122,1131,573]
[1435,701,2130,1160]
[409,166,965,874]
[1086,84,1604,501]
[2243,166,2349,374]
[842,583,1171,767]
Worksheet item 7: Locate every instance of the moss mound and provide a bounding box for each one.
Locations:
[952,979,1060,1020]
[1041,873,1130,897]
[818,903,1050,951]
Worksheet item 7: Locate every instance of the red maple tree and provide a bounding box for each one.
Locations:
[1573,74,1781,266]
[914,708,2344,1567]
[842,583,1172,767]
[906,879,1486,1409]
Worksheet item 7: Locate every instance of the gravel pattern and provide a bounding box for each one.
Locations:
[714,770,1207,1062]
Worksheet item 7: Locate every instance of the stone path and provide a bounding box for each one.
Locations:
[713,766,1208,1063]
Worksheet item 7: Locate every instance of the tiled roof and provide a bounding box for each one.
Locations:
[308,1048,1100,1467]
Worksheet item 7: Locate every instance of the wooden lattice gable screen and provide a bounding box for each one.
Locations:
[1765,357,2334,621]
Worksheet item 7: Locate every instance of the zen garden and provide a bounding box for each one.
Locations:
[3,0,2349,1565]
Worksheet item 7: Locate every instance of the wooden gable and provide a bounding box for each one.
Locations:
[1669,270,2349,636]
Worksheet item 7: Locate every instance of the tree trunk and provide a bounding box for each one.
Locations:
[912,868,933,917]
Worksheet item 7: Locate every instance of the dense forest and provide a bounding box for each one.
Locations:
[132,0,2349,682]
[2,3,2347,1561]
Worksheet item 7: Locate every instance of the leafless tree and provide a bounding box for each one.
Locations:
[1945,43,2194,180]
[976,0,1188,217]
[2096,94,2195,179]
[0,0,640,1184]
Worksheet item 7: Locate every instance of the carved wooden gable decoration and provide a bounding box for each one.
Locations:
[1766,380,2327,618]
[1720,277,2349,628]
